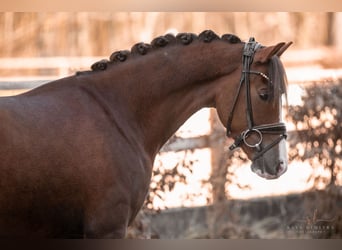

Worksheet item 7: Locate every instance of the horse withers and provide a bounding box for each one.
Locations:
[0,30,292,238]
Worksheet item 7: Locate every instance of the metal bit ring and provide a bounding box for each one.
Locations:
[242,129,263,148]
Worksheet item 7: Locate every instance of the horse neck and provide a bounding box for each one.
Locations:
[94,41,243,158]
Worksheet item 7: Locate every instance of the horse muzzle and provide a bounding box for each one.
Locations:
[250,138,288,179]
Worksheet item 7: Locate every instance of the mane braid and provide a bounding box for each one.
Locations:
[83,30,242,74]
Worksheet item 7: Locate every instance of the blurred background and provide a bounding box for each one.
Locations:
[0,12,341,239]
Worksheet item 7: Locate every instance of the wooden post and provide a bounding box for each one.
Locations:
[209,108,227,204]
[3,13,14,57]
[334,13,342,53]
[206,109,231,238]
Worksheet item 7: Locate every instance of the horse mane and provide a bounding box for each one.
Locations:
[83,30,242,73]
[78,30,287,104]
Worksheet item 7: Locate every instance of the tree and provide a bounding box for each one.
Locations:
[287,81,341,189]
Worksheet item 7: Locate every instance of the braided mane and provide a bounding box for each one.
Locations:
[83,30,242,73]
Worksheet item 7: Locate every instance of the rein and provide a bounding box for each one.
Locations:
[226,38,287,161]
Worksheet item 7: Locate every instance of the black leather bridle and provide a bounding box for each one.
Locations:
[226,38,287,161]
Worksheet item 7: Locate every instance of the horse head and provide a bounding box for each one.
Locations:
[215,38,292,179]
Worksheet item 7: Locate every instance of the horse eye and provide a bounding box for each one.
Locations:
[258,89,269,101]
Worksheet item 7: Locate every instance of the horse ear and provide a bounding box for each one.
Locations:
[276,41,293,57]
[254,42,290,63]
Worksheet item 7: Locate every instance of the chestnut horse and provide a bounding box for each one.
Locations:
[0,30,292,238]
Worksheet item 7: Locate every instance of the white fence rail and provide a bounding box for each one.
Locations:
[1,47,342,85]
[0,50,340,152]
[0,57,339,204]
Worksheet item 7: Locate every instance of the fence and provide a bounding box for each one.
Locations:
[0,49,341,207]
[1,46,342,81]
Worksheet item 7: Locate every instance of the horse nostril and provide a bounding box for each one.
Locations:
[278,165,282,172]
[277,160,287,175]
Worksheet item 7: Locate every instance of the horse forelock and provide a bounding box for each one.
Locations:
[268,55,288,104]
[86,30,242,73]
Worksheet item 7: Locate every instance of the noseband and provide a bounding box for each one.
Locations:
[226,38,287,161]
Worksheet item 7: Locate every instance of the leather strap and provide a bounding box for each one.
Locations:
[225,38,287,160]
